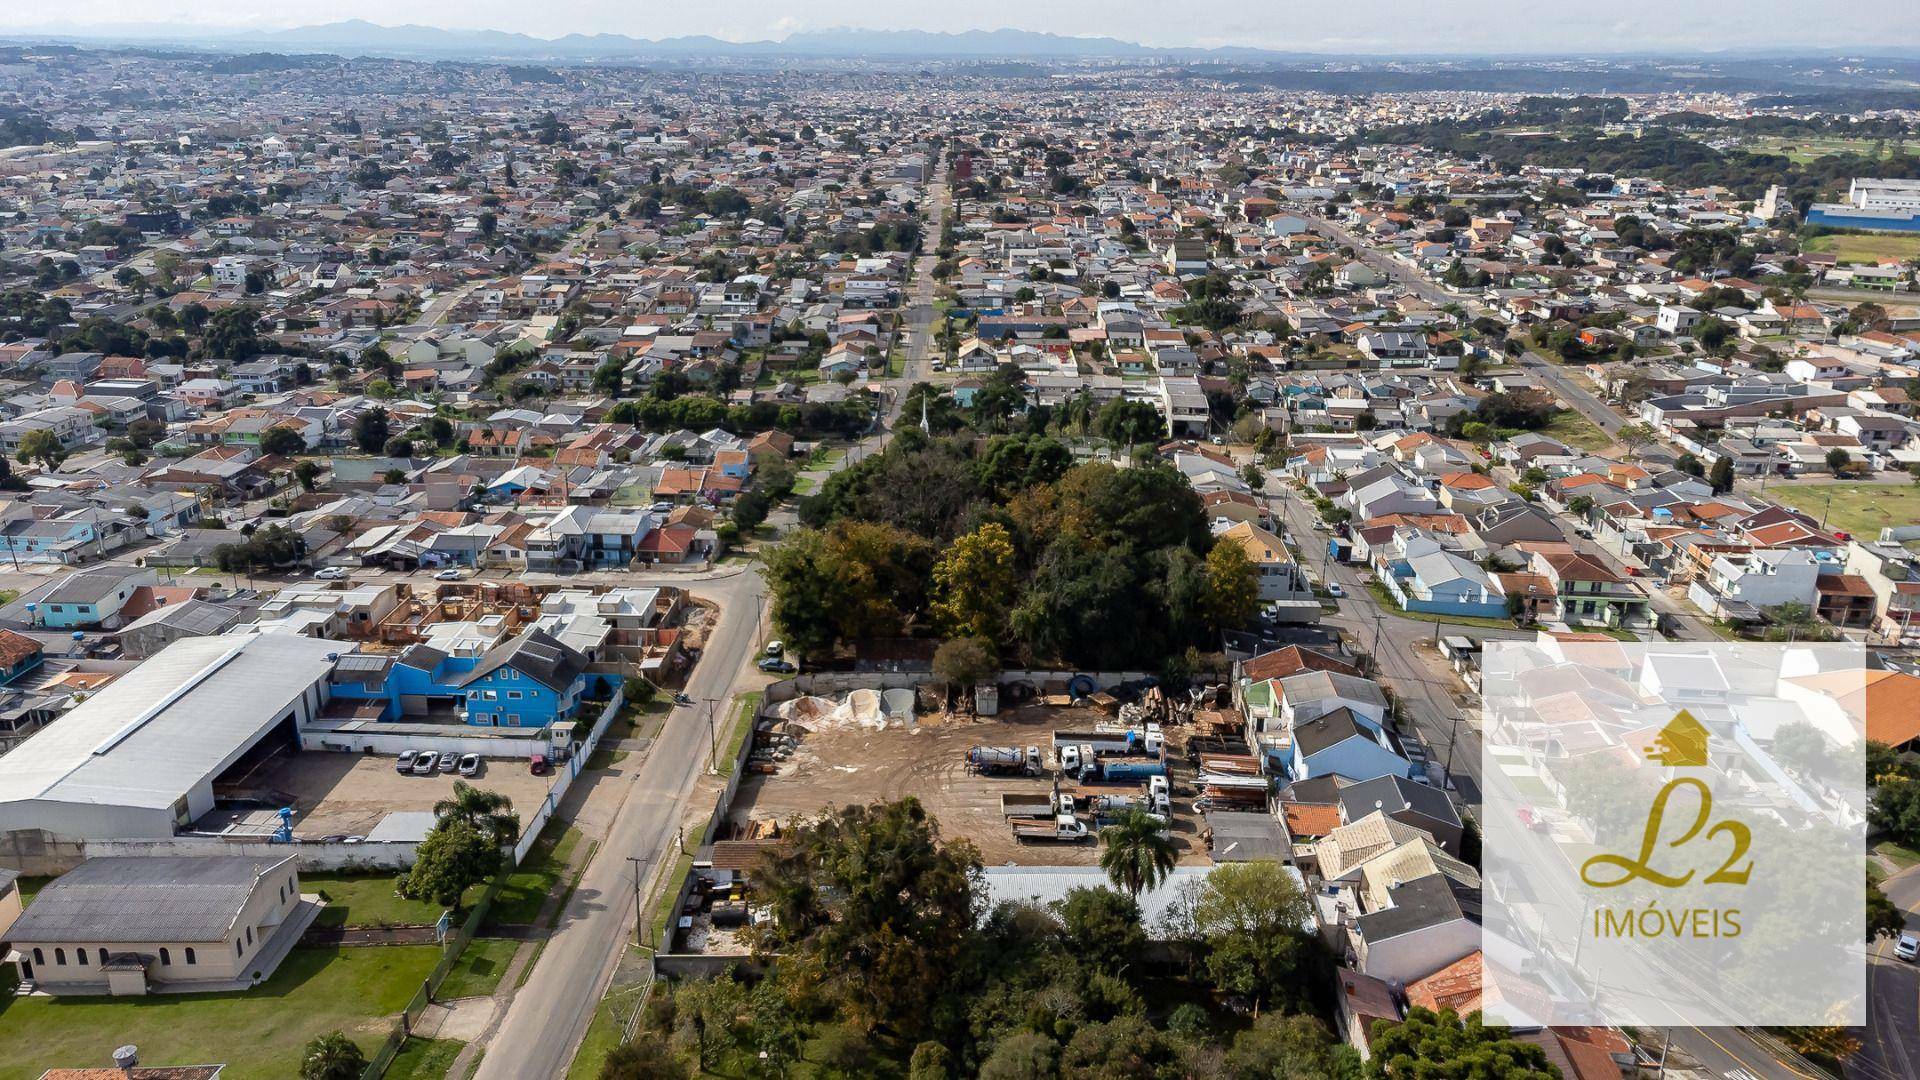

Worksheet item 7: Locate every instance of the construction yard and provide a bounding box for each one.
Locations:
[727,695,1224,867]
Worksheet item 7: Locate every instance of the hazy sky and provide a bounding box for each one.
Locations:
[17,0,1920,53]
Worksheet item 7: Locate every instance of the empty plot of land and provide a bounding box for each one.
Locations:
[222,751,561,839]
[1765,481,1920,542]
[1803,231,1920,265]
[729,703,1211,867]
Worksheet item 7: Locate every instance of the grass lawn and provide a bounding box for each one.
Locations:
[306,872,450,930]
[791,474,821,497]
[0,946,438,1080]
[435,936,519,1000]
[1803,231,1920,265]
[566,979,651,1080]
[1543,409,1614,452]
[386,1036,465,1080]
[1874,838,1920,870]
[1746,134,1899,163]
[1765,481,1920,540]
[488,822,584,927]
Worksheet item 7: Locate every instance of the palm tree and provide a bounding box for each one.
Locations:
[299,1031,367,1080]
[1099,808,1176,898]
[433,781,520,848]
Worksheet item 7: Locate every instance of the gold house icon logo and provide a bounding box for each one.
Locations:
[1644,709,1710,768]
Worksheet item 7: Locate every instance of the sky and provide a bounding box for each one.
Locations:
[13,0,1920,54]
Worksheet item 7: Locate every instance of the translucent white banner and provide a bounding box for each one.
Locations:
[1480,641,1866,1027]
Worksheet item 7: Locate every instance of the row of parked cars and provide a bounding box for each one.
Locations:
[396,749,481,777]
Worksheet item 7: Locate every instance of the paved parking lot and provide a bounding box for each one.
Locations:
[220,749,562,839]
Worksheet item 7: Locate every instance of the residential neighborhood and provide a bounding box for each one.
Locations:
[0,16,1918,1080]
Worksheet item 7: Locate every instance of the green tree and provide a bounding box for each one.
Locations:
[1203,537,1261,632]
[432,781,520,847]
[599,1032,689,1080]
[299,1031,368,1080]
[1099,809,1176,899]
[1194,861,1319,1013]
[909,1040,956,1080]
[293,460,325,492]
[979,1031,1058,1080]
[1709,455,1734,494]
[15,428,64,471]
[353,407,391,453]
[1060,1014,1178,1080]
[1366,1007,1557,1079]
[931,521,1019,638]
[1827,447,1851,475]
[1868,873,1906,942]
[260,426,307,456]
[933,636,998,689]
[1869,777,1920,848]
[396,815,502,907]
[1227,1012,1360,1080]
[762,521,935,656]
[1055,886,1148,976]
[749,798,981,1038]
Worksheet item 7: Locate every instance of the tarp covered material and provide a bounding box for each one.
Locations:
[882,688,916,722]
[766,689,905,732]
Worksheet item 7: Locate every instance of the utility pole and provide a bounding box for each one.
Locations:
[1368,610,1385,676]
[626,855,646,947]
[705,697,719,772]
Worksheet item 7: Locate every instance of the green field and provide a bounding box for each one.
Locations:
[1746,134,1904,164]
[1804,232,1920,265]
[488,822,583,927]
[387,1037,465,1080]
[1766,481,1920,540]
[305,872,451,929]
[0,946,438,1080]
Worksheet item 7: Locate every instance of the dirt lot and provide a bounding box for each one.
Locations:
[218,751,562,839]
[728,701,1213,867]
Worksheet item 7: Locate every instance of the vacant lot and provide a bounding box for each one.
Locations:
[225,750,559,839]
[1543,409,1614,452]
[1746,134,1900,163]
[1766,481,1920,541]
[730,702,1210,866]
[1804,232,1920,265]
[0,946,437,1080]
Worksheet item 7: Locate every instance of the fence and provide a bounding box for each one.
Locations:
[360,867,510,1079]
[513,684,625,865]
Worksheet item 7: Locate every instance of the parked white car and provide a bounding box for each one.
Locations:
[314,567,348,580]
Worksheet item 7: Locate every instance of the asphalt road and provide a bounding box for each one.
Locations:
[472,565,765,1080]
[1852,867,1920,1080]
[476,162,950,1079]
[1519,351,1627,438]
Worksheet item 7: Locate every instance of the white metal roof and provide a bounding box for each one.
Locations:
[0,633,342,821]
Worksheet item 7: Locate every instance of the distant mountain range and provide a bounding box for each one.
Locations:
[9,19,1920,66]
[13,20,1280,61]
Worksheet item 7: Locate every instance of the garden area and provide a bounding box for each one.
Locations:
[0,945,438,1080]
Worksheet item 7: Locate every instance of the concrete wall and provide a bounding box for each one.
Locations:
[0,830,417,876]
[513,687,624,865]
[300,727,552,759]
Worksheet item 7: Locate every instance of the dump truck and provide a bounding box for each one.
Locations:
[1010,813,1092,843]
[1001,790,1076,818]
[965,745,1044,776]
